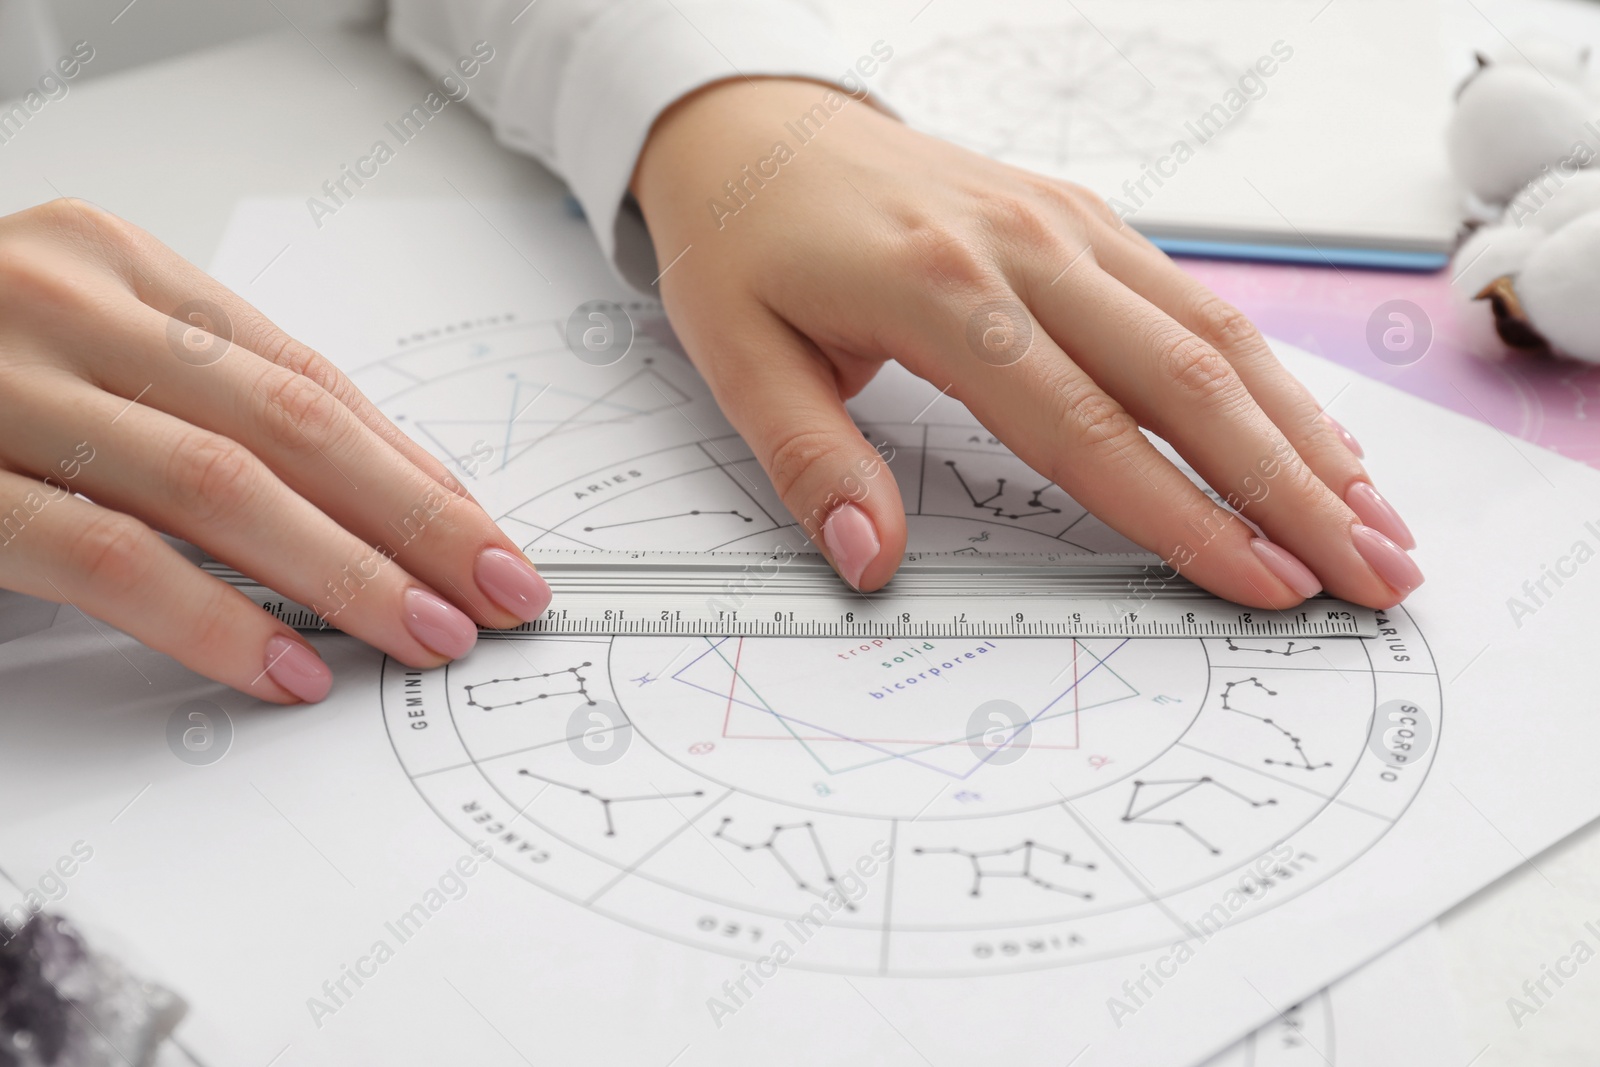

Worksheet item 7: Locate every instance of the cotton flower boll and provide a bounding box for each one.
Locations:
[1451,223,1547,361]
[1449,223,1542,297]
[1503,168,1600,232]
[1457,287,1518,361]
[1514,209,1600,364]
[1447,65,1594,204]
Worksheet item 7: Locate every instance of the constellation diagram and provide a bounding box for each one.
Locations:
[516,769,703,837]
[1122,777,1278,855]
[945,462,1063,521]
[345,309,709,486]
[464,663,594,711]
[1220,678,1332,772]
[914,841,1097,899]
[714,818,859,911]
[500,422,1154,561]
[1223,638,1323,658]
[583,510,754,533]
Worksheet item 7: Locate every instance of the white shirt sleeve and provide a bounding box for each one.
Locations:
[0,1,61,98]
[386,0,866,292]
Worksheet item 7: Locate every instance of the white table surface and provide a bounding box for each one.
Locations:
[2,24,1599,1067]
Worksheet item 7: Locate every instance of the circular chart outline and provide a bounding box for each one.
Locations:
[384,615,1440,976]
[882,24,1244,165]
[366,330,1442,975]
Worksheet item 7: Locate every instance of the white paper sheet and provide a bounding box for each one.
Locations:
[0,838,1462,1067]
[1,194,1589,1067]
[816,0,1459,254]
[1200,925,1466,1067]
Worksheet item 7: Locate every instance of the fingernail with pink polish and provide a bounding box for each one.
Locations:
[264,635,333,703]
[1351,524,1425,599]
[403,587,478,659]
[475,547,552,621]
[1249,538,1322,599]
[823,502,880,590]
[1346,481,1415,550]
[1322,413,1364,458]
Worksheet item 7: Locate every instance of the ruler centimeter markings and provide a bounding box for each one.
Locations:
[203,550,1376,639]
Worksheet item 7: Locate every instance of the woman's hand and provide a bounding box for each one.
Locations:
[630,78,1422,609]
[0,200,550,704]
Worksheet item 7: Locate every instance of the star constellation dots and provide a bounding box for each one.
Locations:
[1223,638,1323,657]
[1122,777,1278,855]
[945,461,1063,520]
[714,818,859,911]
[517,769,704,837]
[1220,677,1333,772]
[914,840,1097,899]
[464,663,594,711]
[583,510,754,533]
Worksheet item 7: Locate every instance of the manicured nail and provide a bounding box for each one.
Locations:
[1351,524,1425,599]
[1346,481,1415,550]
[1321,413,1364,458]
[475,547,552,621]
[1249,538,1322,599]
[822,502,880,590]
[403,587,478,659]
[264,635,332,703]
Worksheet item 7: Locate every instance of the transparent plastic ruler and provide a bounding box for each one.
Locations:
[205,550,1376,639]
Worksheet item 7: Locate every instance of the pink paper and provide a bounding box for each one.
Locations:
[1181,259,1600,470]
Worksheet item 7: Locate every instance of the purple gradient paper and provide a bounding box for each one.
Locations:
[1183,259,1600,469]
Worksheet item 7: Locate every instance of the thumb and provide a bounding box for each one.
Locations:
[698,314,907,591]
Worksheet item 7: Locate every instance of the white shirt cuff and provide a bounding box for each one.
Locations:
[390,0,869,292]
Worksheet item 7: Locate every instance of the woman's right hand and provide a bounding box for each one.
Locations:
[0,200,551,704]
[630,78,1421,609]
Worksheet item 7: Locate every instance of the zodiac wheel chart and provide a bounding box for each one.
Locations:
[881,23,1243,168]
[384,615,1437,978]
[362,309,1440,977]
[380,439,1440,978]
